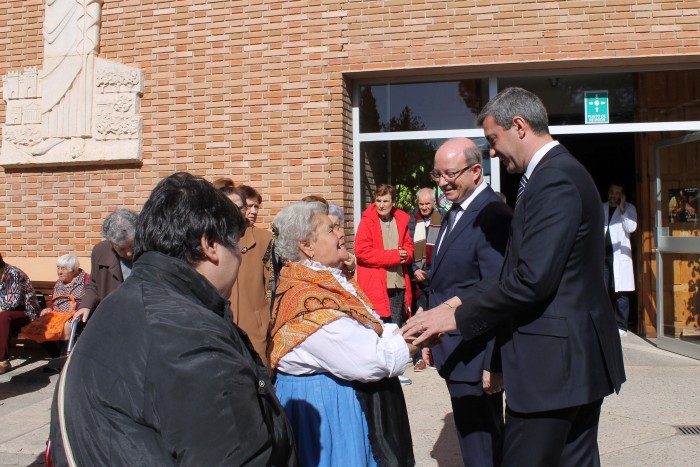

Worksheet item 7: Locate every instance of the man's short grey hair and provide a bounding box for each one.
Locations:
[102,208,139,246]
[56,254,79,272]
[273,202,328,262]
[476,87,550,135]
[465,145,483,167]
[416,188,435,201]
[327,203,344,225]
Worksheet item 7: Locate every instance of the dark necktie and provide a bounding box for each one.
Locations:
[516,174,529,207]
[446,204,462,235]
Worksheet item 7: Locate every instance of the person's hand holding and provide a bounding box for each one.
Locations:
[40,308,50,317]
[414,269,428,282]
[619,193,626,213]
[400,301,458,346]
[73,307,91,323]
[399,248,408,263]
[482,370,504,395]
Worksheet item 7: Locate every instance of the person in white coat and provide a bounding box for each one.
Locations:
[603,182,638,336]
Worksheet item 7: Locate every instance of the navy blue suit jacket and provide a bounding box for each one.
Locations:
[428,185,512,384]
[457,145,626,413]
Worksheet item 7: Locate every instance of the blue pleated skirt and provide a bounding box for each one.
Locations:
[275,372,378,467]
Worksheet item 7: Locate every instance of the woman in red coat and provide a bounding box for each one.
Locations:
[355,184,414,326]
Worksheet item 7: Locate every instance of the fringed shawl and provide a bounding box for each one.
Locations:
[268,261,383,369]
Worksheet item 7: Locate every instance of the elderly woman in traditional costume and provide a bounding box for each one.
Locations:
[269,201,416,466]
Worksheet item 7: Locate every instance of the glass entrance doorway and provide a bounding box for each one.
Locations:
[654,132,700,359]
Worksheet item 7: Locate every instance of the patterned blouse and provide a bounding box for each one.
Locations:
[0,264,40,321]
[52,270,89,312]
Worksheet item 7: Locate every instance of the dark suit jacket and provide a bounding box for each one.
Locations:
[429,186,512,384]
[80,240,124,313]
[456,144,626,413]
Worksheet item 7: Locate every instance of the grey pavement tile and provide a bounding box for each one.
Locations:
[601,433,700,467]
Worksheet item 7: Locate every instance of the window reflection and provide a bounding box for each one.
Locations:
[498,74,636,125]
[359,138,490,211]
[359,80,488,133]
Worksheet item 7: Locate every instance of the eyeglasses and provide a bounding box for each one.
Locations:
[430,163,477,182]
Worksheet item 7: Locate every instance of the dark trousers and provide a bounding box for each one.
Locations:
[604,263,631,331]
[384,288,406,326]
[448,381,504,467]
[502,399,603,467]
[612,293,630,331]
[0,310,30,360]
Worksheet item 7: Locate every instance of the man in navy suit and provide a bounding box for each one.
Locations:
[403,87,625,466]
[425,137,512,466]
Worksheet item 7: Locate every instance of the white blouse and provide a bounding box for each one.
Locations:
[276,260,409,383]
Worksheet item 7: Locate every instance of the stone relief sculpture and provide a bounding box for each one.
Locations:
[1,0,144,167]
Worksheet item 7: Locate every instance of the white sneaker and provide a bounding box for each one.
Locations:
[399,375,412,385]
[618,329,628,337]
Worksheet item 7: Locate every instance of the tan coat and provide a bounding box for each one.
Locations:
[230,226,273,366]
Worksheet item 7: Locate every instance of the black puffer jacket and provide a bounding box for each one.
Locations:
[49,252,296,466]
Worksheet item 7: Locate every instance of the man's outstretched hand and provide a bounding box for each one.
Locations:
[399,302,458,346]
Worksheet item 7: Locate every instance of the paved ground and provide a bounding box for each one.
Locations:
[2,332,699,466]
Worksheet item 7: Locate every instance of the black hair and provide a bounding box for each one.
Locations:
[134,172,247,265]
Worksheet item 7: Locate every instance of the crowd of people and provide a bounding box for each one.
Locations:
[0,87,632,466]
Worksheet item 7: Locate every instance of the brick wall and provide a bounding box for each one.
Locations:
[1,0,700,269]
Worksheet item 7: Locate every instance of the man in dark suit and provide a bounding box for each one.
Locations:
[74,208,139,323]
[402,87,625,466]
[426,138,512,466]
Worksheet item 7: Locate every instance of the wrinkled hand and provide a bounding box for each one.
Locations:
[73,307,91,323]
[400,302,457,346]
[414,269,428,282]
[344,252,356,270]
[482,371,504,395]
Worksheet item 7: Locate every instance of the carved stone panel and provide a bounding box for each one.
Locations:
[0,0,144,167]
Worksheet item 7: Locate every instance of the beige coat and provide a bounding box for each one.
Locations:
[230,226,273,366]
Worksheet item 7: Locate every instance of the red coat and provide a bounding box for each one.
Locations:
[354,204,414,318]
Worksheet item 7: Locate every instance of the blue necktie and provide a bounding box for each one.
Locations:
[516,174,528,207]
[446,204,462,235]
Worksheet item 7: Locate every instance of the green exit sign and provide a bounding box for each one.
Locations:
[585,91,609,124]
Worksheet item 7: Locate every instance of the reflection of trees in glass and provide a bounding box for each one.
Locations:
[358,87,438,212]
[385,106,436,212]
[458,80,485,117]
[359,86,382,133]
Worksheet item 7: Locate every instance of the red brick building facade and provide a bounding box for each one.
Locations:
[2,1,700,354]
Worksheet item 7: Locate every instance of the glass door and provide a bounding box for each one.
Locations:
[654,131,700,359]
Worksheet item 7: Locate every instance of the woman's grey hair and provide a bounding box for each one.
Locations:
[327,203,344,225]
[273,202,328,262]
[102,208,139,246]
[476,87,550,135]
[56,254,79,272]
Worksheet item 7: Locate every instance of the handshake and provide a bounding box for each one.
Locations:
[396,300,460,347]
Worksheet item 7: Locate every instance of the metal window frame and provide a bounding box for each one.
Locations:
[654,131,700,360]
[353,76,700,229]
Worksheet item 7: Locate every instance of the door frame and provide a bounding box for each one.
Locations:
[654,131,700,359]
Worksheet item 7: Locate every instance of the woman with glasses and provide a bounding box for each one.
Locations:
[217,182,274,366]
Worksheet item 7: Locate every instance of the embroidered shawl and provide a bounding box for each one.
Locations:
[268,261,384,370]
